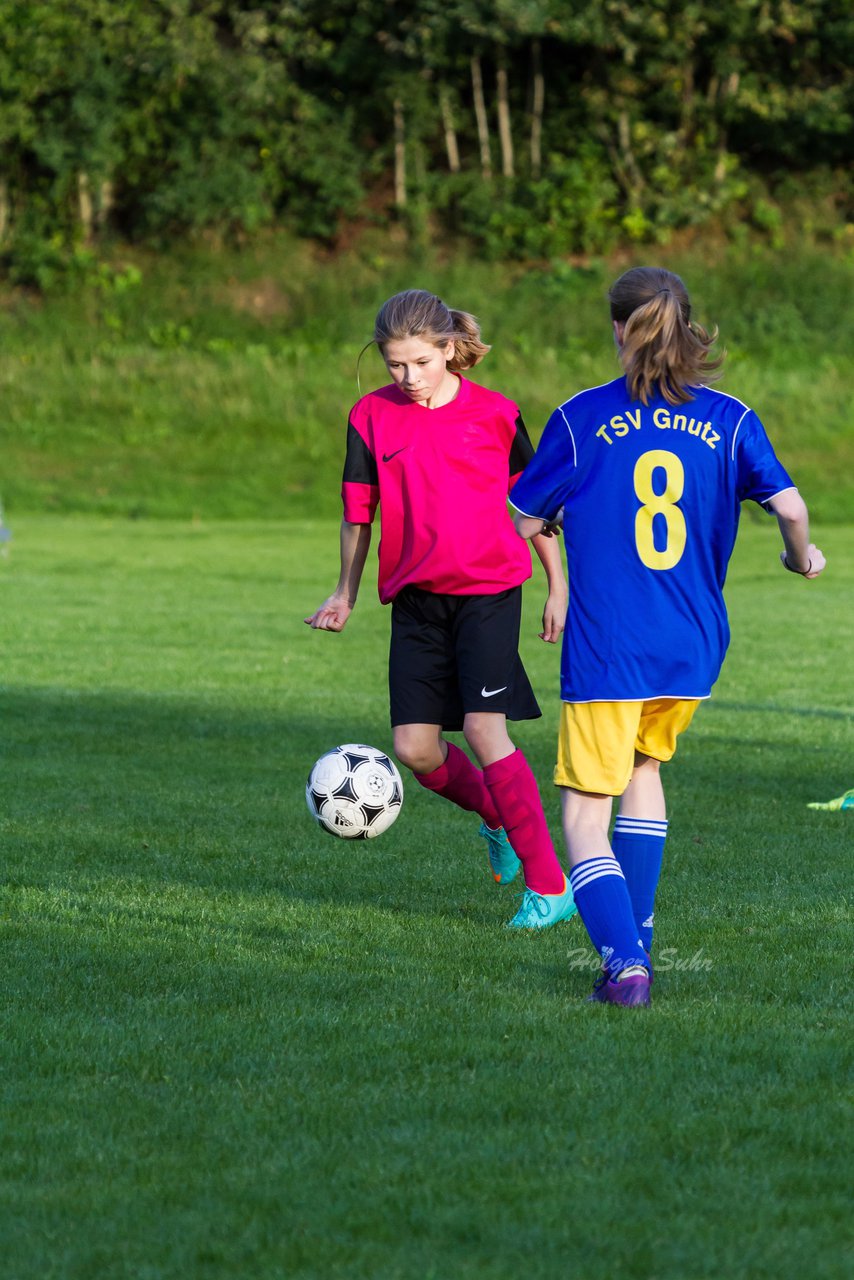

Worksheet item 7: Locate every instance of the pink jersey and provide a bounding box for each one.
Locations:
[342,376,534,604]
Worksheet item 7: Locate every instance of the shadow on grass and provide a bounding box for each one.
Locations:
[1,683,847,917]
[2,683,575,1018]
[1,681,377,870]
[0,684,534,928]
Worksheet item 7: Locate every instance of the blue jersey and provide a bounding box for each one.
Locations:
[511,377,794,702]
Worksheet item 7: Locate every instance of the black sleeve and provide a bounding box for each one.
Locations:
[342,419,378,486]
[508,413,535,475]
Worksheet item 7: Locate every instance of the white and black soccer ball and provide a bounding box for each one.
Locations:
[306,744,404,839]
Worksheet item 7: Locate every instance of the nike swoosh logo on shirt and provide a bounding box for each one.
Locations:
[481,686,508,698]
[382,447,408,463]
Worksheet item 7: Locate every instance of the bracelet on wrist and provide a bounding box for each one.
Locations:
[783,556,811,576]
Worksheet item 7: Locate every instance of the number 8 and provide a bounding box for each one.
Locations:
[634,450,686,570]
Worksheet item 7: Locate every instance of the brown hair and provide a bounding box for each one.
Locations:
[608,267,724,405]
[372,289,491,371]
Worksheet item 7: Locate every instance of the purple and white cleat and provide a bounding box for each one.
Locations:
[588,970,651,1007]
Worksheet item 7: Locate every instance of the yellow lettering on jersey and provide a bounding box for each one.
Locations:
[600,407,718,449]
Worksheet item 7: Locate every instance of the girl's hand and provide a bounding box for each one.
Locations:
[304,594,354,631]
[779,544,826,579]
[539,587,568,643]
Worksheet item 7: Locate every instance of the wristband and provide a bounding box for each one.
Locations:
[783,556,811,576]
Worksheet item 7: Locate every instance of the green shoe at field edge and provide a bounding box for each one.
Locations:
[807,788,854,811]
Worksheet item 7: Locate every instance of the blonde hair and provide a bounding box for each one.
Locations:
[608,267,724,406]
[372,289,491,370]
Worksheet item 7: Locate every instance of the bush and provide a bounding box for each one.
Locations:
[431,148,621,260]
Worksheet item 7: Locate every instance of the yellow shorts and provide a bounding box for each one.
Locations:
[555,698,701,796]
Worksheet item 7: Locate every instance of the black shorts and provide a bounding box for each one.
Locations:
[389,585,541,731]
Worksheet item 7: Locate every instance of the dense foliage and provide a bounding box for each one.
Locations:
[1,1,852,281]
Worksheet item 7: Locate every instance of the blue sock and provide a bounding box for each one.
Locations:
[612,816,668,952]
[569,855,646,977]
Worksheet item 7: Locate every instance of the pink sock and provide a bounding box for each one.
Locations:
[483,749,565,894]
[414,742,501,829]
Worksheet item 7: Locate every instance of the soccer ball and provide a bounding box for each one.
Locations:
[306,744,404,839]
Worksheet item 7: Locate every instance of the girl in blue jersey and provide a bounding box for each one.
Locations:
[511,266,826,1006]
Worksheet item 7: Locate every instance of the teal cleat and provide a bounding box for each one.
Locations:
[506,876,577,929]
[479,822,521,885]
[807,788,854,811]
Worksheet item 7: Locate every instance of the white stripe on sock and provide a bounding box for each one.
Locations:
[570,856,625,893]
[614,816,668,829]
[614,817,668,837]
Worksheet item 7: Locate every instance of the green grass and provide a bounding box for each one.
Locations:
[0,235,852,523]
[1,514,851,1279]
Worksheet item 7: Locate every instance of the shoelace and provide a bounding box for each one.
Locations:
[482,827,505,856]
[515,889,548,922]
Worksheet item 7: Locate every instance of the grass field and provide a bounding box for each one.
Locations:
[1,513,851,1279]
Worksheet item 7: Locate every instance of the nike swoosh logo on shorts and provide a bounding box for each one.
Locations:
[481,686,508,698]
[382,447,408,462]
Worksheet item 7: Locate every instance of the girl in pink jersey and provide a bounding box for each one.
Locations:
[305,289,576,928]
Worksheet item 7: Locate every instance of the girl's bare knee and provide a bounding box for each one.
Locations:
[462,713,514,768]
[393,726,444,775]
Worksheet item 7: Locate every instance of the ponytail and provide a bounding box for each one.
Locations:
[608,267,724,406]
[444,307,491,370]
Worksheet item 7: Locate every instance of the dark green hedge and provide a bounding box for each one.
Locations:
[1,1,852,282]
